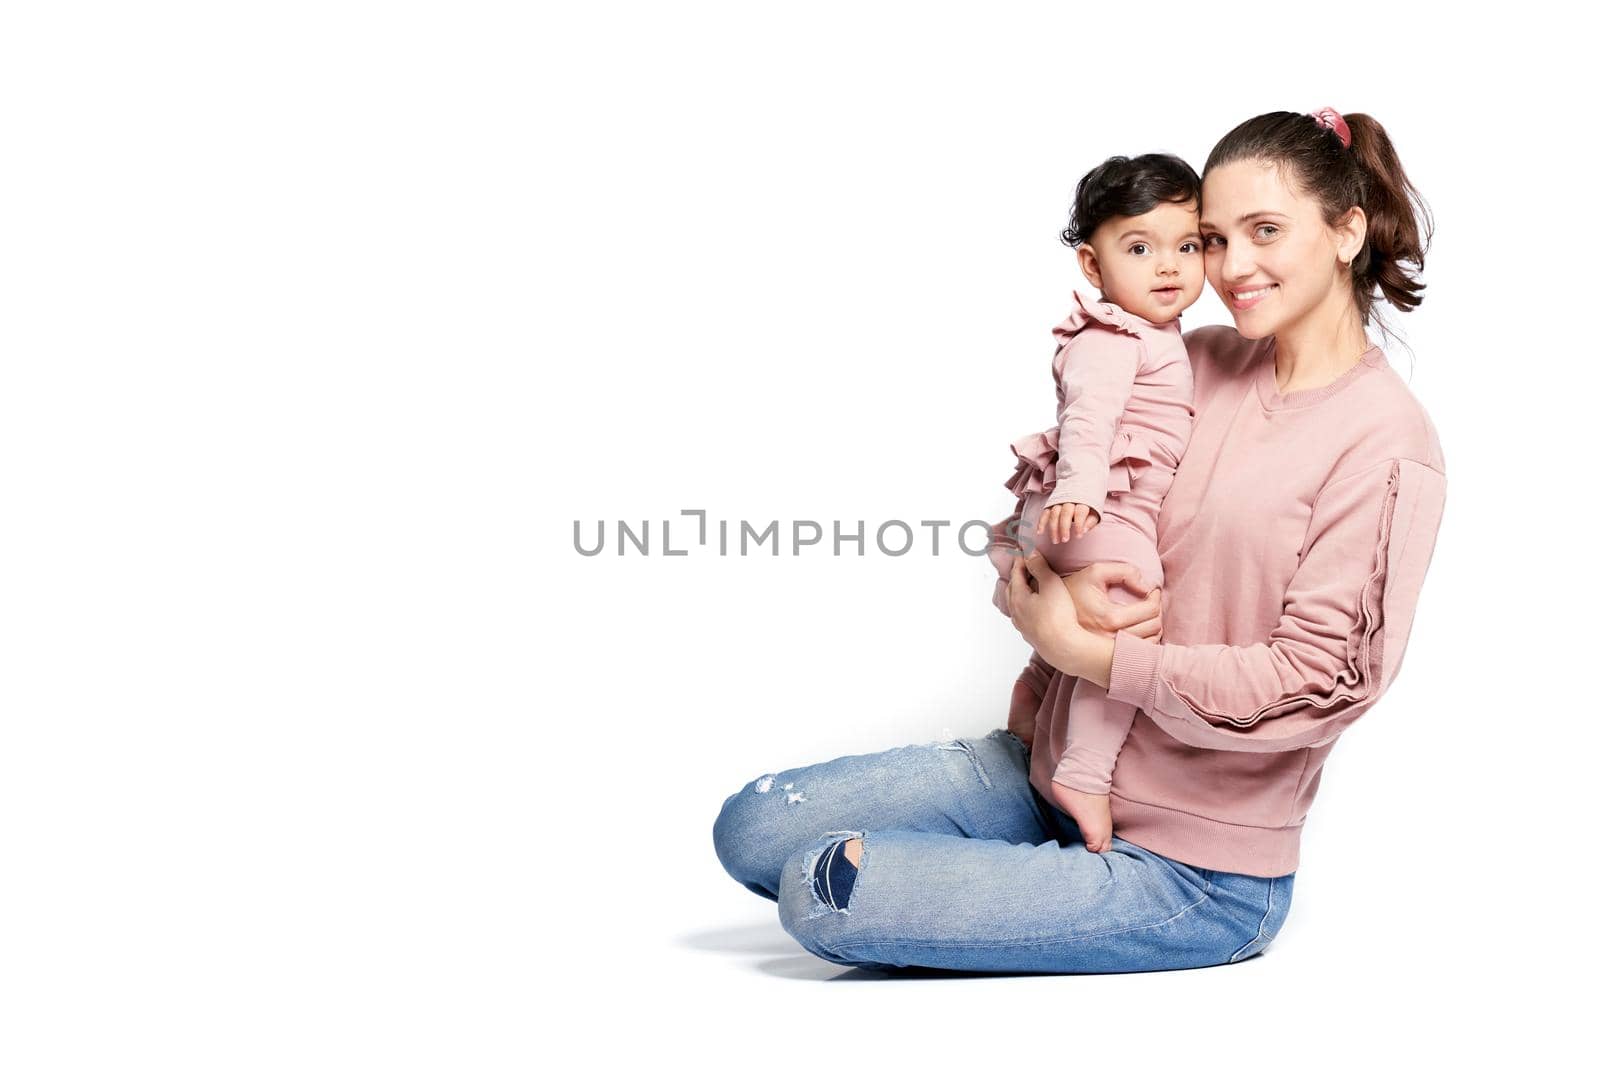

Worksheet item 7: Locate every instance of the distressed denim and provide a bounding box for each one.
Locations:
[713,727,1293,974]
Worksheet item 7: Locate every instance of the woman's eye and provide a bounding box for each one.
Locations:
[1130,243,1149,255]
[1202,234,1224,249]
[1256,224,1279,239]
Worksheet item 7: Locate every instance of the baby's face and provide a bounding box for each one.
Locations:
[1081,198,1205,324]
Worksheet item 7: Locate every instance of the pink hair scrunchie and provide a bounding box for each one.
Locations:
[1309,107,1352,148]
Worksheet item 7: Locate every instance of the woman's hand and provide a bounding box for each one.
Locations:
[1063,562,1163,640]
[1008,553,1124,690]
[1006,553,1088,674]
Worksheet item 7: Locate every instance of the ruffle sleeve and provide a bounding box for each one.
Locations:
[1105,457,1447,752]
[1003,426,1159,501]
[1002,294,1150,515]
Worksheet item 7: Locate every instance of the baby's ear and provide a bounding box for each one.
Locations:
[1077,244,1102,290]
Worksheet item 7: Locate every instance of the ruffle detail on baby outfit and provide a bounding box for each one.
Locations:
[1050,290,1150,344]
[1003,425,1158,500]
[1103,429,1156,495]
[1003,426,1061,498]
[1001,291,1161,502]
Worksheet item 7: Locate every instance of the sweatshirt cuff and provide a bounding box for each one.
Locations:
[1107,629,1162,709]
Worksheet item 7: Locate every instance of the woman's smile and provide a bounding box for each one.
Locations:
[1228,282,1278,309]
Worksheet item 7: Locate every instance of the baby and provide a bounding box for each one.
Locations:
[989,153,1202,852]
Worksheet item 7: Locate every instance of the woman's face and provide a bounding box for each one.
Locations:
[1199,158,1353,340]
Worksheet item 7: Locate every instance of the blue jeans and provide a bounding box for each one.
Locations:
[712,727,1294,973]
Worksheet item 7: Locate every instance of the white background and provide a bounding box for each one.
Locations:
[2,1,1592,1063]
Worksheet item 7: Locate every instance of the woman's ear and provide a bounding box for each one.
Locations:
[1077,244,1104,289]
[1334,206,1367,267]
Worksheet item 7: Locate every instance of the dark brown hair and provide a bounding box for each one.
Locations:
[1061,153,1201,248]
[1203,111,1434,332]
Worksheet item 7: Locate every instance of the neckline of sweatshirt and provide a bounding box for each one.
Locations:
[1255,336,1388,412]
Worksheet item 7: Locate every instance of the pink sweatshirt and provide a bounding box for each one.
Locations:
[1018,323,1447,876]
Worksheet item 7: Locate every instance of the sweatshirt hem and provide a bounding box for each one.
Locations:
[1108,793,1301,878]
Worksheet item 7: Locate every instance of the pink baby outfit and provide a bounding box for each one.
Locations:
[990,290,1195,797]
[1014,324,1447,876]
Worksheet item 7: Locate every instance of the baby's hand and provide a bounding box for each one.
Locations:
[1036,502,1100,545]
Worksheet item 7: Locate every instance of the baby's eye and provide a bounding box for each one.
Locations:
[1129,243,1150,255]
[1180,241,1200,253]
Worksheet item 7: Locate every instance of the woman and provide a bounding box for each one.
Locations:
[711,109,1445,974]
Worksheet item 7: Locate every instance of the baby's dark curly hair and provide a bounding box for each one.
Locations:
[1061,154,1202,248]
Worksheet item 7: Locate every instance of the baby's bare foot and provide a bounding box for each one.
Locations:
[1050,781,1114,853]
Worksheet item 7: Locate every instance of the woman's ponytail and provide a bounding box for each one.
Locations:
[1343,113,1433,321]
